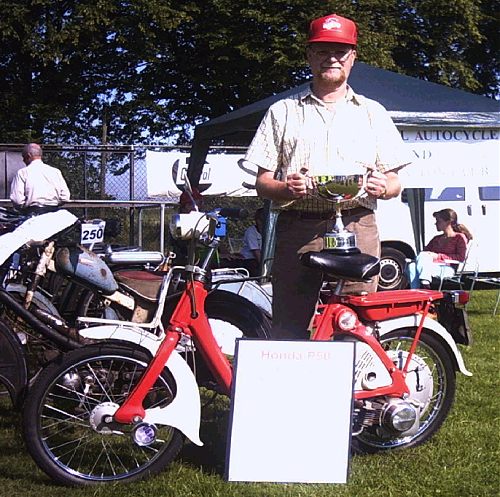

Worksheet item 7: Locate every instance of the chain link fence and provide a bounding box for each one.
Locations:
[0,144,263,252]
[0,144,179,250]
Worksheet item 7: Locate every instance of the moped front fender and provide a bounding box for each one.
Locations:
[377,315,472,377]
[79,325,203,445]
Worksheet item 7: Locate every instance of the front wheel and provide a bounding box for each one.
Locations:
[22,343,184,486]
[354,329,456,452]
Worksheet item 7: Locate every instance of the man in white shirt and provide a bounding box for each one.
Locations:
[10,143,70,213]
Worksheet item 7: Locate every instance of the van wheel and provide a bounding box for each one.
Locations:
[378,247,408,291]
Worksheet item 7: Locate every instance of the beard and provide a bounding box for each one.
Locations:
[317,66,347,86]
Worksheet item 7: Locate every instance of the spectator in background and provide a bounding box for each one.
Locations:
[406,208,473,288]
[10,143,70,214]
[238,208,265,276]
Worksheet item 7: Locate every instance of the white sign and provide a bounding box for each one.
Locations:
[399,128,500,188]
[226,340,355,484]
[145,150,253,198]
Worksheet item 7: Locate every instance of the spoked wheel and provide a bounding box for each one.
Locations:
[202,290,271,355]
[354,329,456,452]
[22,343,184,486]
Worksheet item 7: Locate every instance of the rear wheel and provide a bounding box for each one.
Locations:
[354,329,456,452]
[203,290,271,354]
[22,343,184,486]
[163,289,271,385]
[79,289,272,353]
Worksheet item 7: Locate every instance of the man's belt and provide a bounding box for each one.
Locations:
[283,207,373,220]
[21,205,61,215]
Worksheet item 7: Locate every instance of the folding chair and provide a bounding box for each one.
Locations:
[437,240,474,291]
[468,276,500,316]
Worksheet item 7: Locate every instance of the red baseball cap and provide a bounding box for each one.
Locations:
[308,14,357,45]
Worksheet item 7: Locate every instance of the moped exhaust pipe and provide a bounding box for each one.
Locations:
[0,289,82,351]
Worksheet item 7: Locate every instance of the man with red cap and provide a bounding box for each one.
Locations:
[245,14,411,340]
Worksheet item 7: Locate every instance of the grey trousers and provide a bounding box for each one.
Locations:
[271,210,380,340]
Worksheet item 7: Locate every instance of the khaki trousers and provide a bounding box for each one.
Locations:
[271,210,380,339]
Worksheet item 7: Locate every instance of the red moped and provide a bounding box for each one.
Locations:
[21,207,472,485]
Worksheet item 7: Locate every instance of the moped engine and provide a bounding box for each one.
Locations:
[353,397,420,437]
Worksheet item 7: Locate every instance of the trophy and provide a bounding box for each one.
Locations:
[313,174,364,254]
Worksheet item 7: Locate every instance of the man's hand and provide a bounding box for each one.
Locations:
[286,171,311,198]
[365,169,388,198]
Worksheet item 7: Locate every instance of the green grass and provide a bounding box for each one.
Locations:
[0,290,498,497]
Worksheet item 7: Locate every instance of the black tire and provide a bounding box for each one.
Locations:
[22,343,184,486]
[77,288,127,321]
[354,329,456,452]
[162,289,271,386]
[78,285,273,347]
[4,289,66,384]
[204,289,271,349]
[378,247,408,291]
[164,289,271,354]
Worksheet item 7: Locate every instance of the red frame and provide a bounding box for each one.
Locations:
[114,282,443,424]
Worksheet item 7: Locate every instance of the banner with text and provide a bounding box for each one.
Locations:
[145,128,499,198]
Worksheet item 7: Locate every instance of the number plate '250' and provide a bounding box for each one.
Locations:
[80,220,106,244]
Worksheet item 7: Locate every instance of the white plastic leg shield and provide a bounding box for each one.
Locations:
[80,325,203,445]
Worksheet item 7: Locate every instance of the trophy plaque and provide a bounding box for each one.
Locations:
[313,175,363,254]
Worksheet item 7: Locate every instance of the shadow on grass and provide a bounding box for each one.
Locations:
[178,390,230,476]
[0,401,53,485]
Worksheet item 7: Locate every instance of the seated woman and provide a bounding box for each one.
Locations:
[407,208,473,289]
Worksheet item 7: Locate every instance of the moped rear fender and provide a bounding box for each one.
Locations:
[79,325,203,446]
[212,269,272,317]
[377,315,472,377]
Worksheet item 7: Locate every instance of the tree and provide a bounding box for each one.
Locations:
[0,0,497,145]
[0,0,196,143]
[392,0,499,95]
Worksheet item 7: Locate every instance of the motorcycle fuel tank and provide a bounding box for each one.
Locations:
[55,246,119,295]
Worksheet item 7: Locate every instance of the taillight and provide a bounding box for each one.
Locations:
[335,309,357,331]
[450,290,470,305]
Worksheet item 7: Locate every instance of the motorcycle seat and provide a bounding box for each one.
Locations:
[300,251,380,282]
[114,270,163,302]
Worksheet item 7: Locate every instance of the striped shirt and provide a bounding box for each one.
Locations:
[244,85,411,212]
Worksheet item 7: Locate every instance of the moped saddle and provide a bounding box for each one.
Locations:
[114,270,164,302]
[300,251,380,282]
